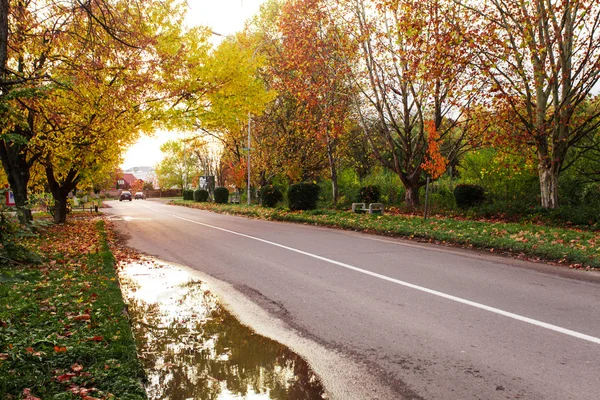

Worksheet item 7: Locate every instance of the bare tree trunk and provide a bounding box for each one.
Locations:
[537,160,559,209]
[404,185,421,208]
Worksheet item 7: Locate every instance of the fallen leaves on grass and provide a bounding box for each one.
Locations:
[22,388,41,400]
[0,216,146,400]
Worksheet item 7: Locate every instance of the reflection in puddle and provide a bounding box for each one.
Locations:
[118,261,327,400]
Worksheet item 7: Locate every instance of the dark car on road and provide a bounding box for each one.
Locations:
[119,191,132,201]
[134,191,145,200]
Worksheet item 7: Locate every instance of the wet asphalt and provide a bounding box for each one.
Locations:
[105,199,600,400]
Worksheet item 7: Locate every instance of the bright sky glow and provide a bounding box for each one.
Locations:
[121,0,266,170]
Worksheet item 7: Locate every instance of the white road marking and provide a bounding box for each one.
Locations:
[144,204,600,345]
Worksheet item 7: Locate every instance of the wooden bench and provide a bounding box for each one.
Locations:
[351,202,384,215]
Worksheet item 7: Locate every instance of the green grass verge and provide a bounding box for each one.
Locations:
[0,218,147,400]
[174,200,600,269]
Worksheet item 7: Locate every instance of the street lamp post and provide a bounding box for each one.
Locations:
[211,31,280,206]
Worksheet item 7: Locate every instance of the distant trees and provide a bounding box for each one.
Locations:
[155,140,199,190]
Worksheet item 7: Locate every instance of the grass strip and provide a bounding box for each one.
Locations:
[0,217,147,400]
[174,201,600,269]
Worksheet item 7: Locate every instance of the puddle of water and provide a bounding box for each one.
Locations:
[118,260,327,400]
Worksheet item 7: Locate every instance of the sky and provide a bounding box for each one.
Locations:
[120,0,266,170]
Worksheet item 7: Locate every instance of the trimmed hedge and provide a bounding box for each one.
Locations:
[260,185,284,208]
[358,185,380,204]
[288,183,320,211]
[454,184,486,209]
[194,188,209,202]
[214,187,229,204]
[183,189,194,201]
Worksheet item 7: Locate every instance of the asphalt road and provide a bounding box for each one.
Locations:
[105,199,600,400]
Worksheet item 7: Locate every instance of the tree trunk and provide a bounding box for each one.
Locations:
[328,157,339,206]
[404,185,420,208]
[46,165,79,224]
[538,165,559,209]
[326,135,338,205]
[52,195,70,224]
[0,142,33,224]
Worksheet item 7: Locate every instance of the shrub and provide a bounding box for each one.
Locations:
[429,183,456,210]
[453,184,486,209]
[183,189,194,201]
[288,183,320,211]
[214,187,229,204]
[358,185,380,204]
[194,188,209,202]
[581,183,600,207]
[260,185,283,207]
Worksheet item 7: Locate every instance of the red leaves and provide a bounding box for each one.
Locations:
[56,373,76,382]
[71,363,84,372]
[73,314,91,321]
[54,364,104,399]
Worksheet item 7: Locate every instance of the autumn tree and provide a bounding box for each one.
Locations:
[250,96,330,185]
[0,0,198,223]
[0,0,51,223]
[26,0,174,223]
[337,0,479,207]
[277,0,357,204]
[224,0,332,190]
[457,0,600,208]
[167,28,276,199]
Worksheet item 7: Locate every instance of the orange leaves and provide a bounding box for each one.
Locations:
[421,120,448,179]
[73,314,91,321]
[226,160,247,190]
[54,346,67,353]
[275,0,357,182]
